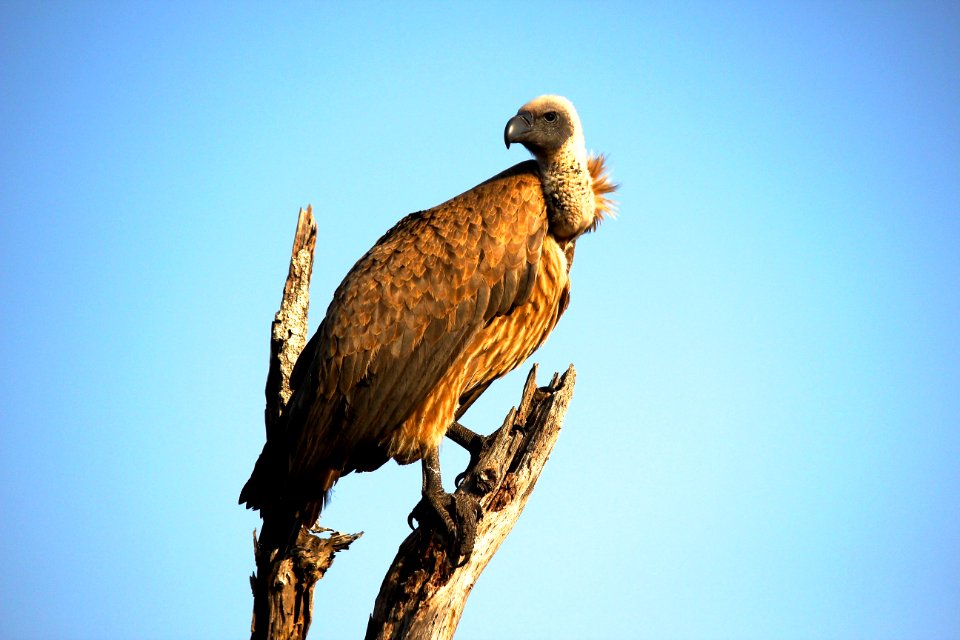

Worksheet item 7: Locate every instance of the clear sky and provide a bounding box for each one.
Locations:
[2,2,958,639]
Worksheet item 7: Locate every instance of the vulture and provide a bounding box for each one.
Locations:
[240,95,616,556]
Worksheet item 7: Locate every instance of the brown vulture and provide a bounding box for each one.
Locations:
[240,95,616,556]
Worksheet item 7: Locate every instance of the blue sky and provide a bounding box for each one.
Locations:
[1,2,958,639]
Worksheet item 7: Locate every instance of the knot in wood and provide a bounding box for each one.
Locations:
[474,466,499,495]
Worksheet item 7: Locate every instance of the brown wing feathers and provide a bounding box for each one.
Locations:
[245,163,550,502]
[241,148,615,533]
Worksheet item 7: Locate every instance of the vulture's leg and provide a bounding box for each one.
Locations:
[447,421,488,487]
[408,449,456,536]
[407,447,480,561]
[447,421,484,452]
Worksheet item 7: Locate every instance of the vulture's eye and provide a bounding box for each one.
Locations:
[543,111,558,123]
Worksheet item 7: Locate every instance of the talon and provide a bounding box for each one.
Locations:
[452,492,481,563]
[413,447,483,563]
[447,421,493,491]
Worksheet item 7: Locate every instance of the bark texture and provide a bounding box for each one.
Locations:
[366,364,577,640]
[250,206,361,640]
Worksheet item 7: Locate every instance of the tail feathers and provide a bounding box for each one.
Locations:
[238,441,280,511]
[255,506,304,558]
[244,466,341,558]
[297,467,338,529]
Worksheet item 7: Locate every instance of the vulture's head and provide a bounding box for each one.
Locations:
[504,95,587,166]
[505,95,615,239]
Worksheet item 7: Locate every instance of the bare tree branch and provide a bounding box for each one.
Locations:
[250,206,362,640]
[366,365,577,640]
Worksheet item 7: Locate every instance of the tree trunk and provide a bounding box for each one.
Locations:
[249,206,361,640]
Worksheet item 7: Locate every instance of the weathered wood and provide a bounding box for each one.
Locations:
[250,206,361,640]
[252,527,363,640]
[265,206,318,433]
[365,364,577,640]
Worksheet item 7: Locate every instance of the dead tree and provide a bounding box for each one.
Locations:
[249,206,362,640]
[248,208,576,640]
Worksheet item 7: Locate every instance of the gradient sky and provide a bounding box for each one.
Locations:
[2,2,958,639]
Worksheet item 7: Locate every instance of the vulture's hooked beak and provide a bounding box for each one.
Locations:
[504,111,533,148]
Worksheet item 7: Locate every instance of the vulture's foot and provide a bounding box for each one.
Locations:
[407,448,482,563]
[407,486,480,561]
[446,421,490,488]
